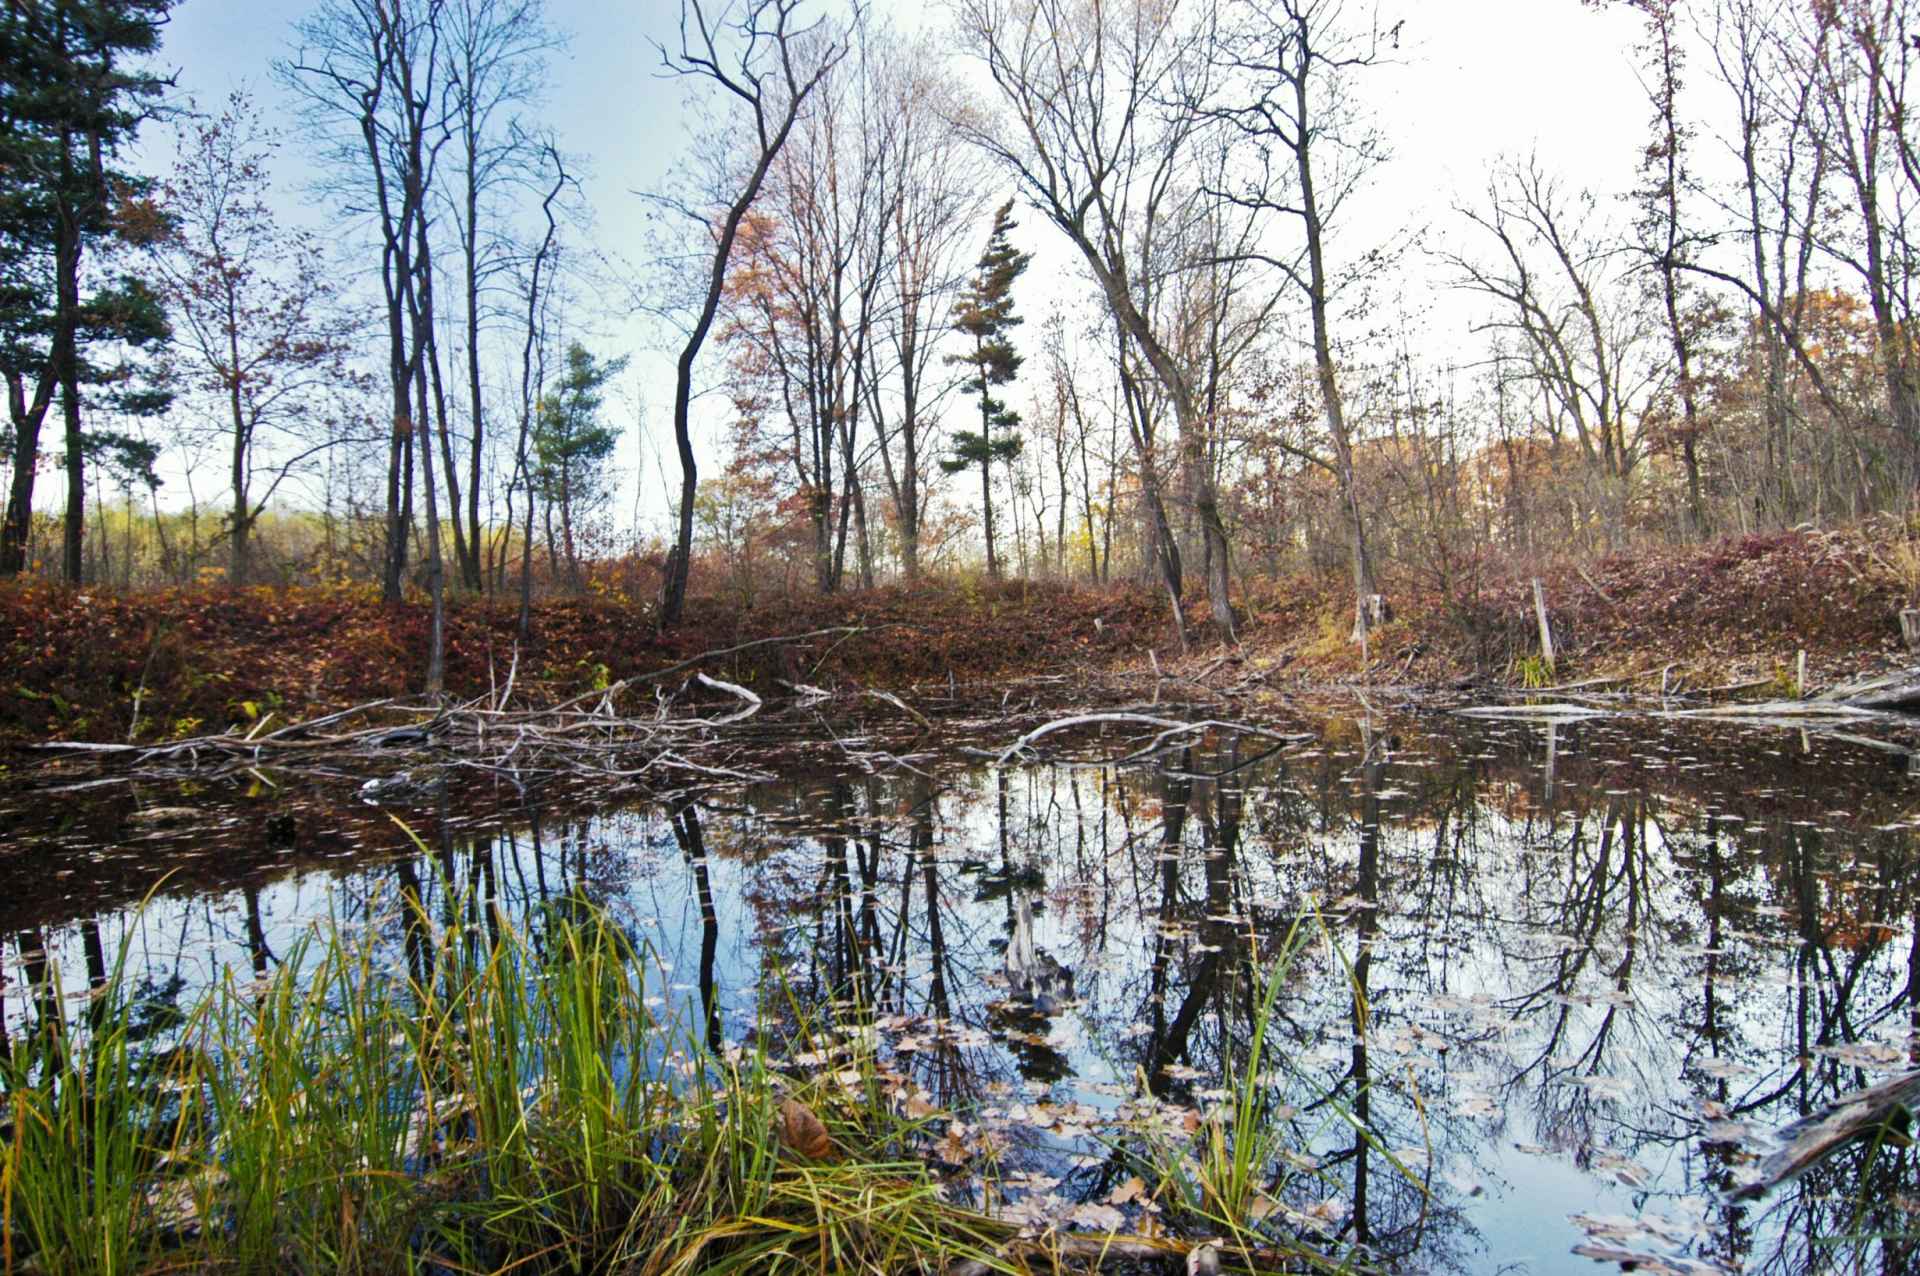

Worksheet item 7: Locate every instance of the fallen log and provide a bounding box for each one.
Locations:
[1732,1068,1920,1201]
[1452,702,1610,722]
[989,713,1305,767]
[1667,699,1880,722]
[1818,665,1920,712]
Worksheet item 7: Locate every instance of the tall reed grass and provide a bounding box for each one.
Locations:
[0,883,1019,1276]
[0,872,1395,1276]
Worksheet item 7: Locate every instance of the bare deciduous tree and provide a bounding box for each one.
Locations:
[655,0,843,627]
[954,0,1236,641]
[153,95,362,585]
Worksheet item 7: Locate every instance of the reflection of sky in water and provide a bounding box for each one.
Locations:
[9,714,1920,1274]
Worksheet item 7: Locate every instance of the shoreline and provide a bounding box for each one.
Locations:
[4,523,1916,750]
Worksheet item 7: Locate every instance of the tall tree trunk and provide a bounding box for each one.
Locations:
[59,369,83,585]
[230,429,251,585]
[899,340,922,580]
[978,366,998,579]
[409,235,446,695]
[1291,58,1375,641]
[0,242,63,576]
[0,386,49,575]
[427,301,469,592]
[560,467,579,588]
[462,123,486,591]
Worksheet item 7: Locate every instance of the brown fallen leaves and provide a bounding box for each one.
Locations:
[776,1098,836,1162]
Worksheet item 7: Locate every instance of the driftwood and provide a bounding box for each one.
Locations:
[1453,702,1610,722]
[1819,665,1920,712]
[1668,699,1879,722]
[1532,578,1556,673]
[989,713,1307,767]
[1732,1069,1920,1201]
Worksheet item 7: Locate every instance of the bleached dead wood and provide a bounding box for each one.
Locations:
[1732,1069,1920,1201]
[1819,664,1920,712]
[1453,703,1610,722]
[1668,699,1881,722]
[693,673,762,725]
[990,713,1304,766]
[865,689,932,730]
[1532,578,1556,672]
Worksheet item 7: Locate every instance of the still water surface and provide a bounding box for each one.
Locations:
[6,705,1920,1274]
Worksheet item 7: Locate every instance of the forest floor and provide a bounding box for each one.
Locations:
[1,522,1913,746]
[1237,521,1918,700]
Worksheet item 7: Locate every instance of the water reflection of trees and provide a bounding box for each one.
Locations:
[12,717,1920,1272]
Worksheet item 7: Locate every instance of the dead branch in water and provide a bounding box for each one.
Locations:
[1732,1069,1920,1201]
[21,638,869,789]
[987,712,1310,767]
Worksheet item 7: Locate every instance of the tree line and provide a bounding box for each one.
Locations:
[4,0,1919,664]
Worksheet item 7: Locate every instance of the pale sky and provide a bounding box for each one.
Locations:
[114,0,1658,531]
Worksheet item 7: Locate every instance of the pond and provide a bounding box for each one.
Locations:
[6,699,1920,1274]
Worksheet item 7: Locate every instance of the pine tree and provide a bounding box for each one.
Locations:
[533,342,628,588]
[943,200,1031,579]
[0,0,175,580]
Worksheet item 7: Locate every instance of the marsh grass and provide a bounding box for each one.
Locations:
[0,874,1404,1276]
[0,881,1024,1276]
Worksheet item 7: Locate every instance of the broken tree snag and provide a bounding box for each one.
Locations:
[1532,578,1556,673]
[1902,608,1920,653]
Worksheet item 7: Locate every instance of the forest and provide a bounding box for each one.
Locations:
[4,0,1920,690]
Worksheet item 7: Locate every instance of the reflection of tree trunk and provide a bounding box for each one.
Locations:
[80,917,109,1037]
[244,885,274,981]
[529,807,550,906]
[824,783,866,1007]
[1909,895,1920,1069]
[921,820,951,1024]
[1147,746,1247,1095]
[397,859,431,993]
[15,930,58,1062]
[1697,818,1752,1267]
[474,833,501,947]
[1542,721,1558,806]
[911,774,972,1105]
[672,802,722,1055]
[1347,740,1382,1248]
[1144,752,1196,1092]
